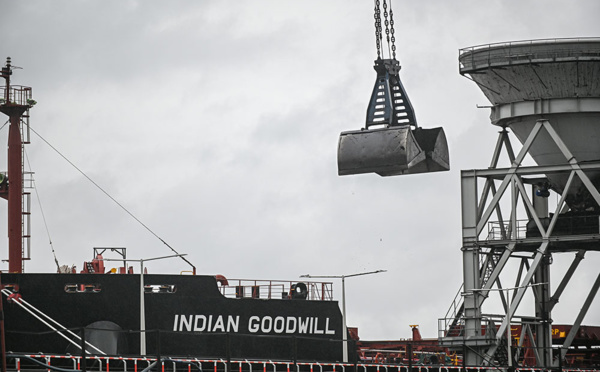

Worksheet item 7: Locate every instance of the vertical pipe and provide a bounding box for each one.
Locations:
[140,261,146,355]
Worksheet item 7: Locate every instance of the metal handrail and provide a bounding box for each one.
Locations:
[219,279,333,301]
[459,37,600,56]
[486,220,528,240]
[459,37,600,73]
[1,85,33,105]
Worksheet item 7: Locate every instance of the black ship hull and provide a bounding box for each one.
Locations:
[2,273,345,361]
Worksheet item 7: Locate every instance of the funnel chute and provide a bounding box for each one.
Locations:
[460,38,600,211]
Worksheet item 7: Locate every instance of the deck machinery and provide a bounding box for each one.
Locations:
[439,38,600,368]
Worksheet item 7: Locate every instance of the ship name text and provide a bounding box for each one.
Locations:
[173,314,336,335]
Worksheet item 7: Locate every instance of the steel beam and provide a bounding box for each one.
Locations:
[559,271,600,362]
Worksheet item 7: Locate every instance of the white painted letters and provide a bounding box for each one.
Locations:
[313,317,324,334]
[248,316,260,333]
[194,315,207,331]
[261,316,273,333]
[325,318,335,335]
[273,316,285,333]
[285,317,297,333]
[173,314,335,336]
[227,315,240,332]
[298,317,310,333]
[181,315,193,331]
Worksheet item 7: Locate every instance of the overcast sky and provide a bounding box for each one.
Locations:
[1,0,600,340]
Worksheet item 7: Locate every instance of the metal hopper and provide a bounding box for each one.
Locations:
[460,38,600,211]
[337,58,449,177]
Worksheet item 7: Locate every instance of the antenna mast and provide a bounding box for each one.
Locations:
[0,57,35,273]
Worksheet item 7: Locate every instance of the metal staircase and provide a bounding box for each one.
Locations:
[440,246,505,341]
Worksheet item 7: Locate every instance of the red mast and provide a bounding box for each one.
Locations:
[0,57,34,273]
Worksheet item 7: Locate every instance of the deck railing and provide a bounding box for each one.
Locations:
[1,85,33,105]
[219,279,333,301]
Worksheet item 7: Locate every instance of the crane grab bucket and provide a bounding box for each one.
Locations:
[337,126,449,177]
[337,59,449,177]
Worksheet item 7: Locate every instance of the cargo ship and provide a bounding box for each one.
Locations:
[0,57,351,368]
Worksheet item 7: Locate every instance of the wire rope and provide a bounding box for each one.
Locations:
[28,126,196,272]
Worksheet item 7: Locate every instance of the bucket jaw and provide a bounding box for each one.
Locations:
[337,58,449,177]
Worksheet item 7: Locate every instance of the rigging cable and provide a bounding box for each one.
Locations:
[28,126,196,273]
[24,148,61,272]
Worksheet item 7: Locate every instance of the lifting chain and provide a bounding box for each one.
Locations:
[374,0,382,58]
[373,0,397,60]
[389,1,396,59]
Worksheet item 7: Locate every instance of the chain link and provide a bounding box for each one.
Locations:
[373,0,397,60]
[383,0,391,58]
[374,0,382,58]
[389,1,396,59]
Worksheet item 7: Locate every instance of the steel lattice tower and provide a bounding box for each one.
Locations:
[439,38,600,368]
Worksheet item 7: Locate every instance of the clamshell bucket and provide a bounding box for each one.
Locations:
[337,58,449,177]
[338,126,449,176]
